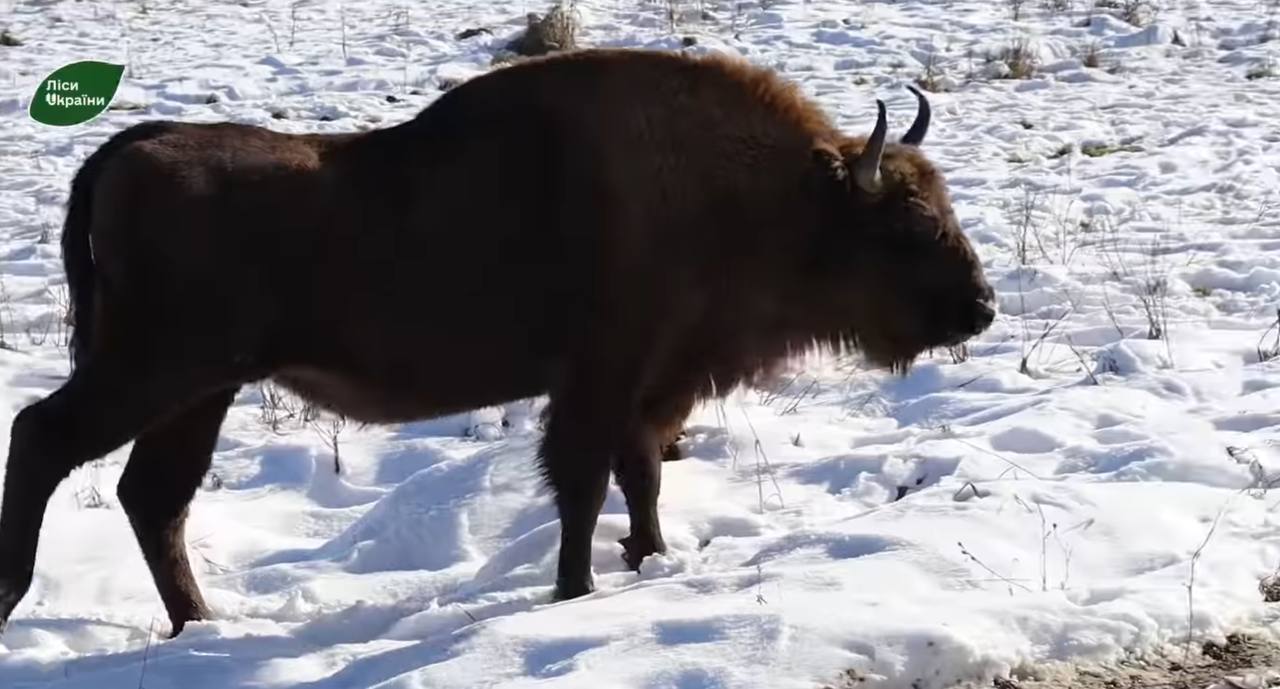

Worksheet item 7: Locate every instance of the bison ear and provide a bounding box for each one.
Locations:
[812,145,850,190]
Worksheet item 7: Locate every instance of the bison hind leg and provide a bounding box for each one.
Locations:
[540,414,611,601]
[117,387,237,637]
[0,353,248,635]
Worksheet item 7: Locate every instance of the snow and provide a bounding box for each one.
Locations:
[1,0,1280,687]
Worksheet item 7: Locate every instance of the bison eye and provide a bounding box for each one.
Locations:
[909,220,942,246]
[901,201,942,243]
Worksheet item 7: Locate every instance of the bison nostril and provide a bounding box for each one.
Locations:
[973,299,996,331]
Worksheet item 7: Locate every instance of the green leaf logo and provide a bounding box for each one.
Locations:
[29,61,125,127]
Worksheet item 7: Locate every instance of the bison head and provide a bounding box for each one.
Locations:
[811,87,995,371]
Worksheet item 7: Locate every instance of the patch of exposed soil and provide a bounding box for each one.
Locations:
[993,635,1280,689]
[826,634,1280,689]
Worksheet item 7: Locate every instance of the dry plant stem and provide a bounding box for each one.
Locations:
[959,541,1033,594]
[953,438,1044,479]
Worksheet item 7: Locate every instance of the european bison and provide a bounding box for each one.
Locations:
[0,48,994,636]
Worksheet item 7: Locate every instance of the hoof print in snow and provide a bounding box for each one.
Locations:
[456,27,492,41]
[894,474,929,501]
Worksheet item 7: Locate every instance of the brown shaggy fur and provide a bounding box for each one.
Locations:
[0,48,993,637]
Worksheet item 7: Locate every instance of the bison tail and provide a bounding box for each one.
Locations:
[61,121,172,369]
[61,159,97,369]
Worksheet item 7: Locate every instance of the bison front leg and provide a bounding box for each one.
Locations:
[612,425,666,571]
[117,388,236,638]
[540,329,670,600]
[611,389,698,569]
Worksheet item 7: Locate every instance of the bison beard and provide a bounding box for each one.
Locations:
[0,48,994,636]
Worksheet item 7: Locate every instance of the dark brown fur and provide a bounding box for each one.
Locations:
[0,49,992,636]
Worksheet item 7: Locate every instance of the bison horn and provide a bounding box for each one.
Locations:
[853,99,887,193]
[901,85,930,146]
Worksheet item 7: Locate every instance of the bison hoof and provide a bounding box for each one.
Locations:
[0,580,28,635]
[168,610,206,639]
[660,429,689,462]
[618,534,666,572]
[553,576,595,601]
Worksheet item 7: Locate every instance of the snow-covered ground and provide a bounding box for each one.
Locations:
[2,0,1280,687]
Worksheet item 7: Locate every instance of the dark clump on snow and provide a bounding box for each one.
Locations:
[1260,573,1280,603]
[498,4,579,62]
